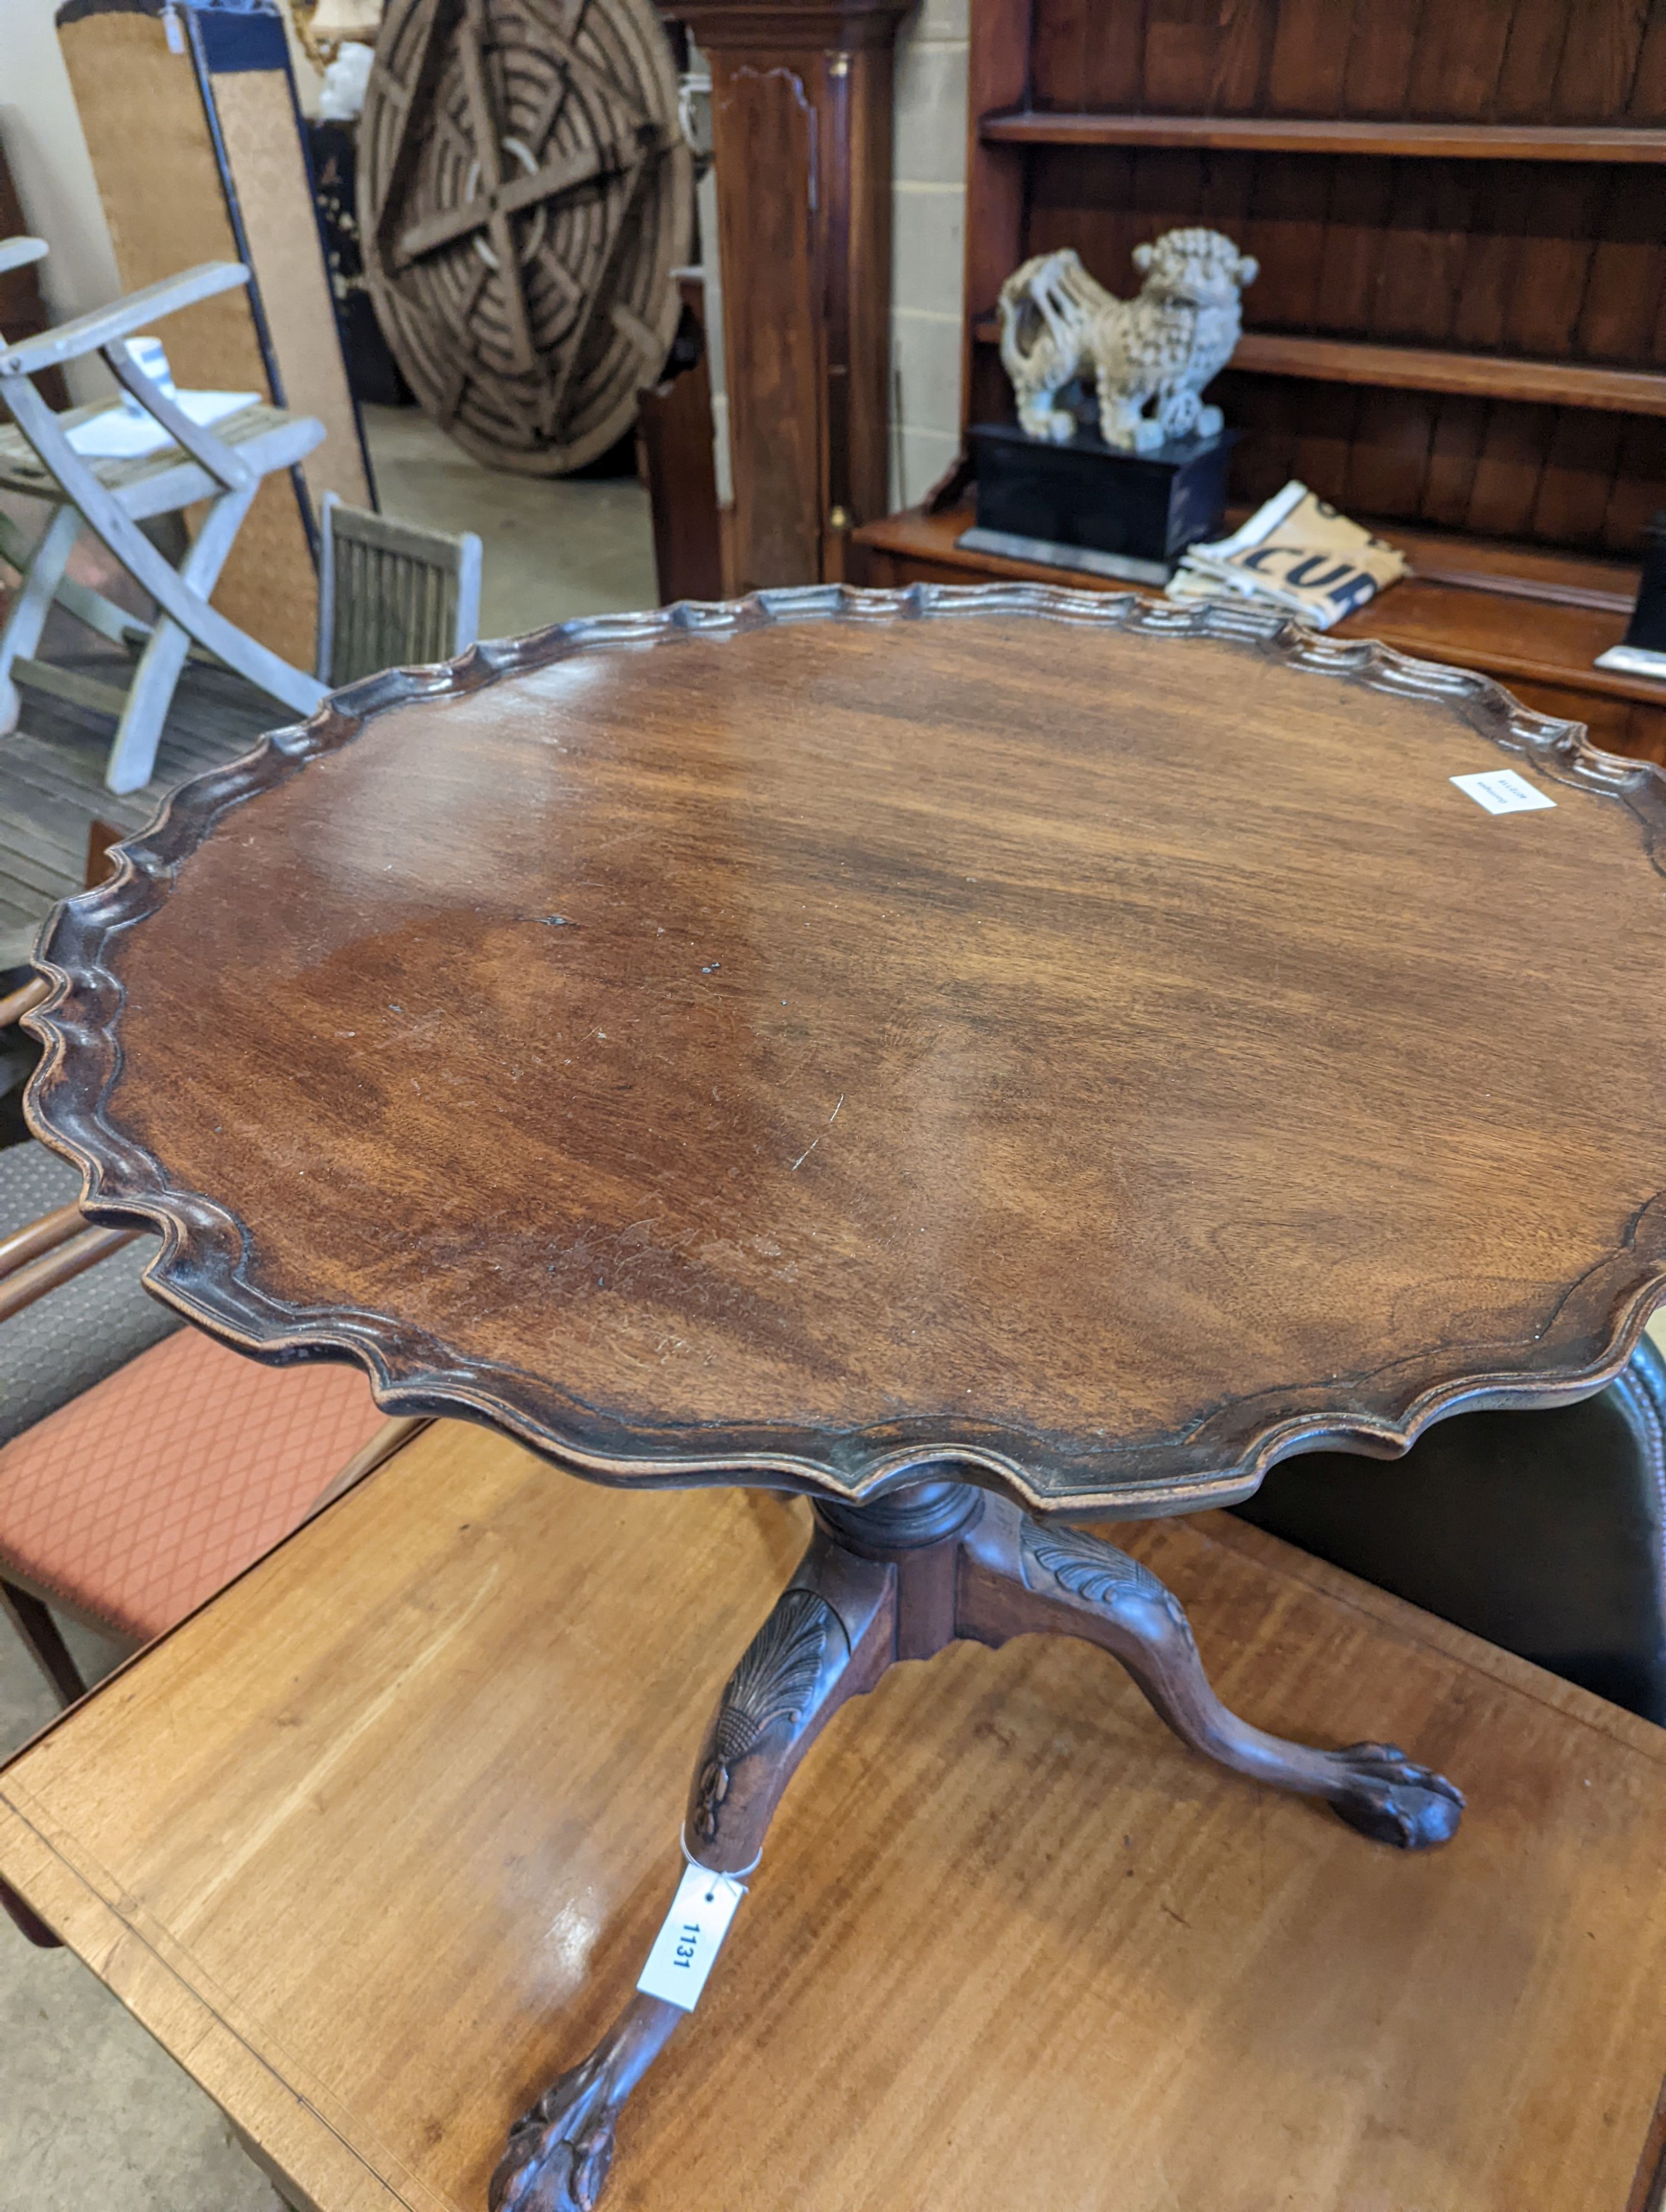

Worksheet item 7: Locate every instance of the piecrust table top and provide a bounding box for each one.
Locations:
[24,583,1666,1515]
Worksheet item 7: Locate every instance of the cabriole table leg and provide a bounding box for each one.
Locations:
[490,1479,1462,2210]
[956,1497,1464,1851]
[489,1520,899,2212]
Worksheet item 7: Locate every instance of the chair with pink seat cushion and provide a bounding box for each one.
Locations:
[0,1256,420,1953]
[0,966,418,1715]
[0,1320,392,1655]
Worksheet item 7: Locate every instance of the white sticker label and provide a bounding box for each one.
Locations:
[636,1862,746,2011]
[1451,769,1556,816]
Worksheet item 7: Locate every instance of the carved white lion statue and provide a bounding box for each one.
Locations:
[998,228,1257,453]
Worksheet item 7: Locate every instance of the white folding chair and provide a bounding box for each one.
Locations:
[0,238,328,793]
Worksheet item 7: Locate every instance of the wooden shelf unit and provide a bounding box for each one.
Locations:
[860,0,1666,763]
[977,112,1666,163]
[967,319,1666,417]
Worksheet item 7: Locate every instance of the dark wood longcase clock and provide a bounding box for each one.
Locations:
[668,0,908,591]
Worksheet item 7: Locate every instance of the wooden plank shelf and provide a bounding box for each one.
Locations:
[1232,333,1666,415]
[966,318,1666,417]
[978,110,1666,162]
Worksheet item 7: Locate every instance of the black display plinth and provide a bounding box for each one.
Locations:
[1594,510,1666,681]
[962,421,1236,585]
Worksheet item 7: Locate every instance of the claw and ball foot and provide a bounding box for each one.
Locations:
[1323,1742,1464,1849]
[493,1536,895,2212]
[490,1996,676,2212]
[491,2060,615,2212]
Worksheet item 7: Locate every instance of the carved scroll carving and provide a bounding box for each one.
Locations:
[1019,1518,1186,1627]
[691,1587,832,1842]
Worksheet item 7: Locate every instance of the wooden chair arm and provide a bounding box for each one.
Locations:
[105,340,254,494]
[0,1223,140,1324]
[0,1201,87,1280]
[0,975,48,1029]
[0,261,248,378]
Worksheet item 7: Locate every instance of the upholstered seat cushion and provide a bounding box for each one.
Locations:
[0,1321,386,1639]
[0,1139,180,1449]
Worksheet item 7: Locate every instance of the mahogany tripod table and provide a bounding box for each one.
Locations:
[24,585,1666,2211]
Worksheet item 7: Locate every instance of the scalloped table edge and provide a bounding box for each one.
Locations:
[22,581,1666,1518]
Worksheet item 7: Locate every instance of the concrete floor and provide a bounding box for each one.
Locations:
[0,1627,290,2212]
[0,405,655,2212]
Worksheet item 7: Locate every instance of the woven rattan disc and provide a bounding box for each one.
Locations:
[360,0,693,474]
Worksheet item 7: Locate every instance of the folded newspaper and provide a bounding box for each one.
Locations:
[1165,481,1408,630]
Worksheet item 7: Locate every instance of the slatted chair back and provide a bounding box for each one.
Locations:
[316,494,483,688]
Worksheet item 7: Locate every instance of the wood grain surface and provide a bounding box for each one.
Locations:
[967,311,1666,419]
[4,1418,1666,2212]
[1230,331,1666,418]
[670,1,909,588]
[707,58,825,586]
[978,113,1666,162]
[25,586,1666,1514]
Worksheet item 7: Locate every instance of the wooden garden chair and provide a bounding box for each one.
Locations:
[0,237,328,795]
[317,492,482,686]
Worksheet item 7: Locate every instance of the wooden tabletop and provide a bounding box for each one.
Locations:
[25,585,1666,1513]
[4,1417,1666,2212]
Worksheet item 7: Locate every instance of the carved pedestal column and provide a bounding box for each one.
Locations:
[666,0,909,589]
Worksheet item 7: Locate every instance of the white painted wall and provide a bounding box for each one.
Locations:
[889,0,968,510]
[0,0,121,354]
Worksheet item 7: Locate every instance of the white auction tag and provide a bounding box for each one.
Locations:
[636,1862,747,2011]
[1451,768,1556,816]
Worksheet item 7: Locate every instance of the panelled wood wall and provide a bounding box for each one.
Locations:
[962,1,1666,560]
[1021,6,1666,125]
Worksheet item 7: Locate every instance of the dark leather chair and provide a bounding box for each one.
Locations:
[1236,1335,1666,1724]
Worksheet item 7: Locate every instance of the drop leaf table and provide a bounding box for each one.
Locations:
[19,584,1666,2208]
[6,1424,1666,2212]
